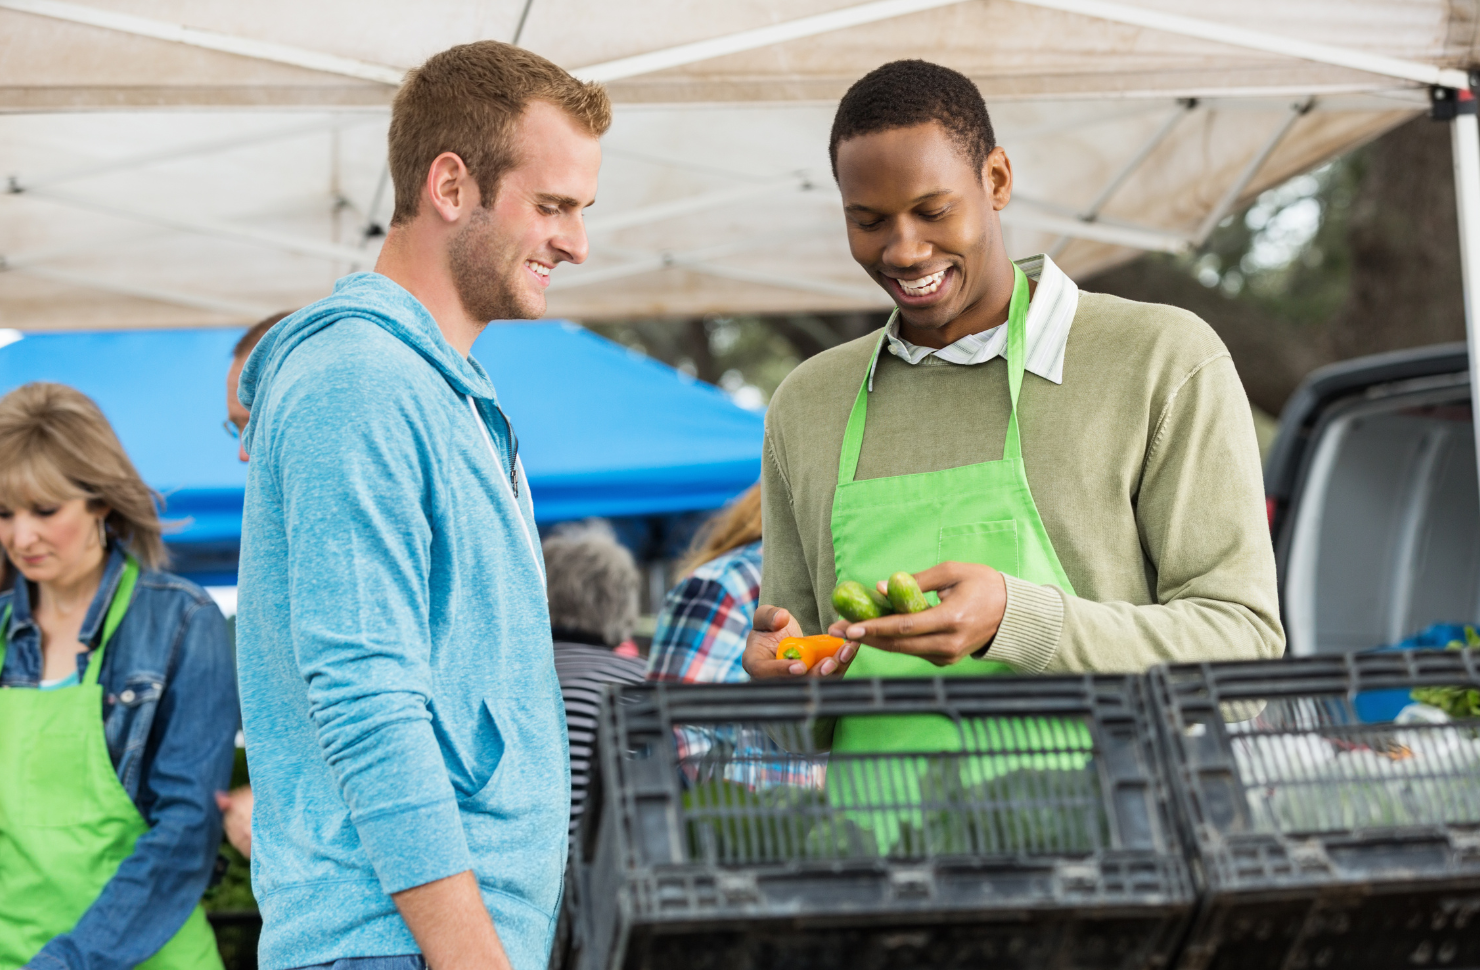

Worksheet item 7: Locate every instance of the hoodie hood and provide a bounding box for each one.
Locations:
[239,272,497,452]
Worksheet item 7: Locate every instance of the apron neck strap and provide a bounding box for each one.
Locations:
[836,327,891,486]
[0,556,139,684]
[85,556,139,686]
[1000,263,1031,462]
[836,262,1031,485]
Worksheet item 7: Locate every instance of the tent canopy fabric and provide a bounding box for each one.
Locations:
[0,322,765,544]
[0,1,1459,328]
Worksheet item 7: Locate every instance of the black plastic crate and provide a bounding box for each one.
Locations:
[565,676,1194,970]
[1149,651,1480,970]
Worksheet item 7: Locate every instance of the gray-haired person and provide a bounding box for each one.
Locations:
[543,521,646,838]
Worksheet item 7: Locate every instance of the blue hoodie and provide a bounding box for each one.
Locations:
[236,273,566,970]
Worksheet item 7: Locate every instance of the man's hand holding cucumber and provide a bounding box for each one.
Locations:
[746,564,1009,677]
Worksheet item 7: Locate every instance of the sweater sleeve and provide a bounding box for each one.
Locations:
[760,423,842,751]
[988,353,1286,673]
[274,364,471,894]
[759,423,824,635]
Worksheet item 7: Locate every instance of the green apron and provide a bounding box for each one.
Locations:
[824,266,1092,854]
[0,558,223,970]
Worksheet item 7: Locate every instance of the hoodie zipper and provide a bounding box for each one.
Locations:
[506,416,520,498]
[467,394,543,583]
[466,395,520,498]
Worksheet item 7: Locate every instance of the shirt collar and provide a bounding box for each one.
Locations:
[871,253,1078,391]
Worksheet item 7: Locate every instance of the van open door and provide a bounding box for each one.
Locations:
[1265,343,1477,656]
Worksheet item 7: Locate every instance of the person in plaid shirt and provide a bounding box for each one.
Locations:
[648,487,823,789]
[646,485,762,686]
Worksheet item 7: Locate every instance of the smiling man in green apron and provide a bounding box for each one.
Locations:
[741,61,1283,749]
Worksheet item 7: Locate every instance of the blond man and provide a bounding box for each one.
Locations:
[234,43,608,970]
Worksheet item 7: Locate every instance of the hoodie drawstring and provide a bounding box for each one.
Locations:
[466,395,544,585]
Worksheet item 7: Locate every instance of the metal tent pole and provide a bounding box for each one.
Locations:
[1447,86,1480,498]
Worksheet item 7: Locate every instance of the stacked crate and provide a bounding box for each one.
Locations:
[563,676,1195,970]
[559,651,1480,970]
[1149,650,1480,970]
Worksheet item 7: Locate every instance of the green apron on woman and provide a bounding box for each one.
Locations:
[0,557,222,970]
[824,266,1092,853]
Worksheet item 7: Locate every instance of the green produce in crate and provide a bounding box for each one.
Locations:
[886,571,930,614]
[680,757,1104,863]
[683,779,826,863]
[832,580,893,623]
[1410,627,1480,720]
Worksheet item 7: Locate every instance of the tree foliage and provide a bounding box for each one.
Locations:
[1086,116,1466,415]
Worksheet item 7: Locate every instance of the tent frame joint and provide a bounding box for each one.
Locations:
[1429,75,1480,121]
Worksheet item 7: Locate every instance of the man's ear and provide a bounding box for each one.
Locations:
[983,146,1013,211]
[424,152,478,224]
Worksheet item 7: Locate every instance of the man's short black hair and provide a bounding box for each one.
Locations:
[829,60,996,180]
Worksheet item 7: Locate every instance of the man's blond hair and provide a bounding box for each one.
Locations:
[388,41,611,227]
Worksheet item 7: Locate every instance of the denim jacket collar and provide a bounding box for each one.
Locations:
[5,543,129,675]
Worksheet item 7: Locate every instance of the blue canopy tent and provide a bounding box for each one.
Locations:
[0,322,763,584]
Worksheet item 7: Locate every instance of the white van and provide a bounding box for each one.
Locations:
[1265,342,1477,656]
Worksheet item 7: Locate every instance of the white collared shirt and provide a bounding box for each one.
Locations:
[870,253,1078,391]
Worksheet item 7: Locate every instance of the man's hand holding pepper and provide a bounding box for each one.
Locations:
[742,605,860,679]
[827,561,1008,665]
[743,561,1007,678]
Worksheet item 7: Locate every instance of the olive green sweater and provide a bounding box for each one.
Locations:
[760,291,1285,674]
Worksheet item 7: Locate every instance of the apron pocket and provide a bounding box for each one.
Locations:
[21,724,110,827]
[938,520,1019,575]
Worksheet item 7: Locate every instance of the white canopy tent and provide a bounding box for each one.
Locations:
[0,0,1464,325]
[1,0,1477,458]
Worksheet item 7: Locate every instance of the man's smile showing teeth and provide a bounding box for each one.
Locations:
[526,260,551,278]
[895,269,946,296]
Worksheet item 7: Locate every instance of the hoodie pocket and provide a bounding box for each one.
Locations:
[442,698,506,799]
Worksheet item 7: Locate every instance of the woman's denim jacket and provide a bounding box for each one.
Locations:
[1,544,238,970]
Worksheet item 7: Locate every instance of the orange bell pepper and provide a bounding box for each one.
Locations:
[775,634,846,669]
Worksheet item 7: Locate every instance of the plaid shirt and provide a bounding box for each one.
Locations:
[647,541,824,790]
[647,540,762,685]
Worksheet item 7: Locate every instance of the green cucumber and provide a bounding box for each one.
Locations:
[833,580,888,623]
[886,571,930,614]
[865,586,893,615]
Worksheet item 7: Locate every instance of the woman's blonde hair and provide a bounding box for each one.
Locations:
[0,382,168,569]
[677,483,761,577]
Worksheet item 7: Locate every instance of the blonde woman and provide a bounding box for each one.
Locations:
[0,383,234,970]
[646,483,762,684]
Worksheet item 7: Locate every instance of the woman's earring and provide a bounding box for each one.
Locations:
[98,517,107,549]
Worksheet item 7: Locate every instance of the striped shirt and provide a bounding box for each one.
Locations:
[646,540,762,685]
[871,253,1079,389]
[553,640,647,840]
